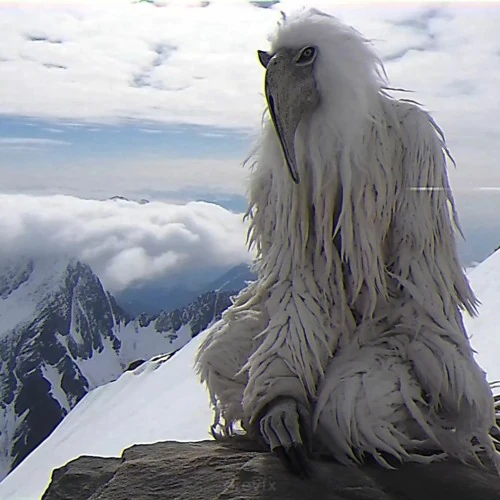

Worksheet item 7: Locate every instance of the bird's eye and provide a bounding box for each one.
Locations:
[295,46,317,66]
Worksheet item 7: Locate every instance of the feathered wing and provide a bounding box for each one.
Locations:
[292,95,498,468]
[241,126,341,425]
[194,282,267,435]
[316,99,494,461]
[194,123,340,436]
[367,97,495,464]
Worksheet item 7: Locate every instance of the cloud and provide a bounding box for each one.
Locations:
[2,0,495,133]
[1,1,499,273]
[0,1,498,186]
[42,128,65,134]
[0,138,70,147]
[138,128,163,134]
[0,194,252,291]
[0,0,275,129]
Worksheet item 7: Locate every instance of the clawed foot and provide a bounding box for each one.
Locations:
[258,397,311,478]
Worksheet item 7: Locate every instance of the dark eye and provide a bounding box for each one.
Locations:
[295,46,317,66]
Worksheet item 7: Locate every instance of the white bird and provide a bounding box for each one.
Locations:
[195,8,498,476]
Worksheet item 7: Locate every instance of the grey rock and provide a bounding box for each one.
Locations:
[42,440,500,500]
[41,456,121,500]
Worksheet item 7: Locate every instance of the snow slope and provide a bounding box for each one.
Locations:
[0,328,215,500]
[464,249,500,382]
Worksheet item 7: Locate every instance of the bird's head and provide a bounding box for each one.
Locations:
[257,9,385,184]
[258,44,319,184]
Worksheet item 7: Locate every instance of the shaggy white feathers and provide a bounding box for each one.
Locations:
[195,8,498,469]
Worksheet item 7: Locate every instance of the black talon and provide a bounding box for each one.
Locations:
[294,443,311,478]
[274,443,310,479]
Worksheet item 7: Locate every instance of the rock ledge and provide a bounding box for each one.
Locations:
[42,440,500,500]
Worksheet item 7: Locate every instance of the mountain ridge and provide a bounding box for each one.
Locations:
[115,262,255,316]
[0,256,240,480]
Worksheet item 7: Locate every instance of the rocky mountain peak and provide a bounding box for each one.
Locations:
[0,257,239,480]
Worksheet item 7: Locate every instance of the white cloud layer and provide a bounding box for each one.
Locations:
[0,194,252,291]
[1,0,274,128]
[0,138,70,147]
[0,0,498,134]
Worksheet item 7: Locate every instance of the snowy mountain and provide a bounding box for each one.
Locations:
[108,195,150,204]
[0,257,236,481]
[1,250,499,499]
[116,283,199,316]
[0,331,214,500]
[115,263,255,316]
[200,263,255,294]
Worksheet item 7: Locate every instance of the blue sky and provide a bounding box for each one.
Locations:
[1,0,500,275]
[0,117,248,160]
[0,115,250,210]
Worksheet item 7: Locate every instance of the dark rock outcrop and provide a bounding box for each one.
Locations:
[42,440,500,500]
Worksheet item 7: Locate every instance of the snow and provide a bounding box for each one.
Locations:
[67,319,195,390]
[0,327,215,500]
[40,363,71,414]
[0,257,66,337]
[1,250,500,499]
[464,249,500,382]
[117,320,194,367]
[65,334,124,390]
[69,293,86,346]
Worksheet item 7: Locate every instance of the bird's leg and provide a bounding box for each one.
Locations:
[258,396,311,478]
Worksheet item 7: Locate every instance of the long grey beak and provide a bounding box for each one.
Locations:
[264,57,301,184]
[259,49,319,185]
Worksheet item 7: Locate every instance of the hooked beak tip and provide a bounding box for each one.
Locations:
[266,93,301,185]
